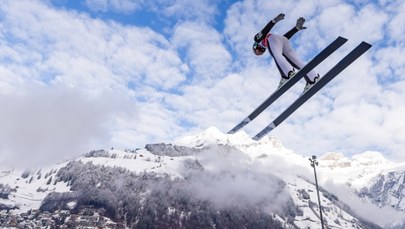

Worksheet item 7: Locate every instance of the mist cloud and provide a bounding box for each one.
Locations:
[0,85,136,168]
[324,180,405,227]
[180,145,292,212]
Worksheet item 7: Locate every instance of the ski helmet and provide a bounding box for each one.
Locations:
[253,41,266,55]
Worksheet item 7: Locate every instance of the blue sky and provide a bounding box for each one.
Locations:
[1,0,405,167]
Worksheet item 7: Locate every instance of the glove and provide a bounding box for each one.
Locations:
[295,17,307,30]
[272,13,285,23]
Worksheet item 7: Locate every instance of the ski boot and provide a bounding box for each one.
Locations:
[278,70,295,89]
[303,74,320,93]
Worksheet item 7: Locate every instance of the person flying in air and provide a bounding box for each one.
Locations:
[252,13,320,92]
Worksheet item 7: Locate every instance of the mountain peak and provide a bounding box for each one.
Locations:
[351,151,389,166]
[174,126,285,150]
[319,151,392,169]
[320,152,346,161]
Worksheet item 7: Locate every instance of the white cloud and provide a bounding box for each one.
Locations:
[85,0,108,12]
[324,180,405,227]
[85,0,141,13]
[0,0,189,167]
[182,145,292,211]
[85,0,220,24]
[159,0,219,23]
[0,85,137,168]
[172,21,232,84]
[1,0,187,90]
[315,2,387,45]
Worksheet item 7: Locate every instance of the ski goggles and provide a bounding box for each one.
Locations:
[253,42,266,55]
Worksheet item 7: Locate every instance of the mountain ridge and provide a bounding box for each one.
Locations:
[0,126,404,228]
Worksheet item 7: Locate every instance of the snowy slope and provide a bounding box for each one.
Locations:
[175,127,405,228]
[1,127,404,228]
[0,163,70,212]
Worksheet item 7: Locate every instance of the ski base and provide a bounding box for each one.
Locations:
[227,36,348,134]
[253,41,372,140]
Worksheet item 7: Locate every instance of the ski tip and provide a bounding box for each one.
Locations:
[361,41,372,49]
[252,136,261,141]
[337,36,348,42]
[227,130,235,134]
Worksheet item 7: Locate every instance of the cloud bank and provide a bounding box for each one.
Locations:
[1,0,405,167]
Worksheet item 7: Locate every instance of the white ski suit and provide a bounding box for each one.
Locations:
[253,18,318,83]
[263,33,318,81]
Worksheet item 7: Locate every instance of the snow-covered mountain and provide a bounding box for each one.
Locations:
[1,127,404,228]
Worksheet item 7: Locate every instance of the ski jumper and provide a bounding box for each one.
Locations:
[258,22,318,82]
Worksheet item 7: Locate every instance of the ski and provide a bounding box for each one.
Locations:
[252,41,372,140]
[228,36,348,134]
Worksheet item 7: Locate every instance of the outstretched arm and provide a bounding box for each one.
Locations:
[284,17,307,39]
[284,27,299,39]
[254,13,285,42]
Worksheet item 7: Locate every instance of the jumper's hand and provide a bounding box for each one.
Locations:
[296,17,307,30]
[272,13,285,23]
